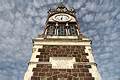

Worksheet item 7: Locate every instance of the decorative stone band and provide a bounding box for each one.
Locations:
[28,61,97,66]
[75,62,97,66]
[34,41,91,46]
[46,36,78,39]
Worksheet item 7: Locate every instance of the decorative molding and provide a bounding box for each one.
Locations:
[28,61,97,66]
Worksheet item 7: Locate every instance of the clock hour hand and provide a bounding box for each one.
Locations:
[61,17,63,20]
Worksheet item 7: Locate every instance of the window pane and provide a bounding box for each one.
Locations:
[47,26,55,36]
[69,25,77,36]
[58,25,66,36]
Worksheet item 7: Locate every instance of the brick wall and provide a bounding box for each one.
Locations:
[31,45,94,80]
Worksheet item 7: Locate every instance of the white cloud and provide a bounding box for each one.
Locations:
[0,0,15,11]
[82,14,94,22]
[86,2,97,11]
[116,13,120,20]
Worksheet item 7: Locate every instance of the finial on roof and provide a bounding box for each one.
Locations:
[58,2,65,8]
[48,1,76,16]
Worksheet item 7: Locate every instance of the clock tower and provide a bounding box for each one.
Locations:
[24,3,101,80]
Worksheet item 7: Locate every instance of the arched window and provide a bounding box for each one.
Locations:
[47,25,55,36]
[69,25,77,36]
[58,25,66,36]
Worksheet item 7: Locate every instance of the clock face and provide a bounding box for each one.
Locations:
[53,14,71,22]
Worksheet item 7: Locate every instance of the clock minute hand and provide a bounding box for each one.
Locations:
[61,17,63,20]
[61,16,63,20]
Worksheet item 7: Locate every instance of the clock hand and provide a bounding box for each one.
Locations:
[61,17,63,20]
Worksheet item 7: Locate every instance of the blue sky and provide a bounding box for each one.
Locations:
[0,0,120,80]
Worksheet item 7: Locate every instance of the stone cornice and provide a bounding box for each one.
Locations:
[28,61,97,66]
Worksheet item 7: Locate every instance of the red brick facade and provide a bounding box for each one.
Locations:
[31,45,94,80]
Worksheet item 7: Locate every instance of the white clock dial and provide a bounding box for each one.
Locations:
[53,14,71,22]
[55,15,69,21]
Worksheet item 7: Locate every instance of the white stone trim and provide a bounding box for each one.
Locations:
[89,65,101,80]
[85,46,101,80]
[77,30,80,35]
[44,29,47,35]
[34,41,91,46]
[82,37,90,40]
[29,62,51,64]
[46,36,78,39]
[74,62,96,65]
[24,45,43,80]
[30,52,39,62]
[33,45,43,48]
[85,46,95,62]
[30,46,43,62]
[24,63,37,80]
[28,61,96,65]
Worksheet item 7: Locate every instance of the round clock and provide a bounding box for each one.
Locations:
[53,14,71,22]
